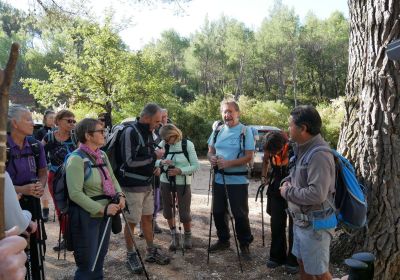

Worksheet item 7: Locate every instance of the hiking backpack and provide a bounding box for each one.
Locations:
[102,121,146,173]
[164,138,190,163]
[6,136,41,175]
[52,149,107,214]
[301,146,367,229]
[212,121,248,158]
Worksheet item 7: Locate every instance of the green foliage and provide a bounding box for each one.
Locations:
[317,97,345,148]
[22,18,175,122]
[238,97,291,129]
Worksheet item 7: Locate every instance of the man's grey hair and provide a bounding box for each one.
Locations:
[220,98,240,112]
[161,108,168,114]
[7,104,30,132]
[140,103,162,118]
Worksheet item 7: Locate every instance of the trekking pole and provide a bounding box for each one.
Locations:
[91,216,112,272]
[207,167,212,206]
[255,183,266,247]
[121,209,150,280]
[175,190,184,256]
[206,168,215,264]
[92,196,121,273]
[221,169,243,273]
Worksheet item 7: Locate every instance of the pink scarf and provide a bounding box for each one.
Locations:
[79,143,116,197]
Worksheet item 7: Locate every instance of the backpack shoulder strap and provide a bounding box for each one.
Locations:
[181,138,190,163]
[70,130,78,147]
[130,122,145,148]
[164,143,170,159]
[27,136,41,172]
[301,146,333,166]
[212,121,224,146]
[71,149,95,181]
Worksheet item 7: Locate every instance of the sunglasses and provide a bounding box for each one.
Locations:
[98,118,105,122]
[62,119,76,124]
[90,129,106,135]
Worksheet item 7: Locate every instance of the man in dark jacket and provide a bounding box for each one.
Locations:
[116,103,170,274]
[280,105,335,280]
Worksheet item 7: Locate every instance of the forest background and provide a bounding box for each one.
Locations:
[0,0,348,153]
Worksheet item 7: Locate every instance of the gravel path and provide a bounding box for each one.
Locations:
[43,159,346,279]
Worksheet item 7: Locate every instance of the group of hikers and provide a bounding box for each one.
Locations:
[2,99,338,280]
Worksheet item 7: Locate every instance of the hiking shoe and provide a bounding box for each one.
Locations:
[126,252,143,274]
[169,233,180,251]
[266,260,283,269]
[184,232,192,249]
[145,247,170,265]
[53,240,66,251]
[240,244,251,261]
[153,222,162,234]
[208,240,230,252]
[284,264,299,274]
[42,208,49,223]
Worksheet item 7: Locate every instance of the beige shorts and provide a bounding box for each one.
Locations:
[123,190,154,224]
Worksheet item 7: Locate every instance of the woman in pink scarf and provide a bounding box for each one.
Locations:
[66,118,125,280]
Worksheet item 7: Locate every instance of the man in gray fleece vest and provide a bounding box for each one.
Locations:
[280,105,336,280]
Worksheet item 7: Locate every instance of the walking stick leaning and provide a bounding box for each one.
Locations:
[255,183,266,247]
[91,216,112,272]
[206,167,215,264]
[221,169,243,273]
[121,210,150,280]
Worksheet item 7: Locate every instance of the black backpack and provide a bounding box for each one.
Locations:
[52,149,108,214]
[102,121,146,173]
[6,136,41,174]
[164,138,190,164]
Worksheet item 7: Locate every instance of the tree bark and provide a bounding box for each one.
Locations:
[338,1,400,278]
[0,43,20,240]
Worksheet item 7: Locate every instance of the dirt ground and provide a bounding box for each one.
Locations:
[43,159,347,280]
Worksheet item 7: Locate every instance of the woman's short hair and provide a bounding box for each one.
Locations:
[7,104,30,132]
[159,124,183,143]
[220,99,240,113]
[75,118,101,143]
[55,109,75,123]
[290,105,322,136]
[263,131,287,154]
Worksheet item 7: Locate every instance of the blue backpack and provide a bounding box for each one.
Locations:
[52,149,108,214]
[302,146,367,229]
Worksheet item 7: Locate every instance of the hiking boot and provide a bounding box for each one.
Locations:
[42,208,49,223]
[208,240,230,252]
[284,264,299,274]
[53,240,66,251]
[240,244,251,261]
[169,233,180,251]
[145,247,170,265]
[153,222,162,234]
[184,231,192,249]
[266,260,283,269]
[126,252,143,274]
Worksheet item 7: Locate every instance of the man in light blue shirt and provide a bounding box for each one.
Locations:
[207,99,255,260]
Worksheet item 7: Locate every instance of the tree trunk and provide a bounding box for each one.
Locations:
[0,43,20,240]
[337,1,400,278]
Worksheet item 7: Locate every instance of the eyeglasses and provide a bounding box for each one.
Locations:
[90,129,106,135]
[62,119,76,124]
